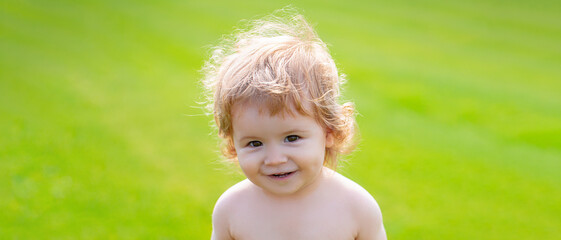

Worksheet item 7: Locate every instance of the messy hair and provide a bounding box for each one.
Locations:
[201,10,356,168]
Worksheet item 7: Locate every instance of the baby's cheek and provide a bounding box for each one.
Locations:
[238,153,259,170]
[299,147,325,162]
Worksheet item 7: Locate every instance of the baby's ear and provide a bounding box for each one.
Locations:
[325,128,334,148]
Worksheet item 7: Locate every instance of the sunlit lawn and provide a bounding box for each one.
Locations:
[1,0,560,239]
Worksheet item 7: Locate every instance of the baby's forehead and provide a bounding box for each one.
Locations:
[231,100,306,119]
[231,97,323,127]
[230,101,326,137]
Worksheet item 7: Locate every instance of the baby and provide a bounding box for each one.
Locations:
[202,12,386,240]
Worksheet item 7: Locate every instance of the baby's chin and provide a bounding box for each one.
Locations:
[253,173,326,197]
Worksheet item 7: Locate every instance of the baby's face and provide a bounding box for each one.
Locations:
[231,103,332,196]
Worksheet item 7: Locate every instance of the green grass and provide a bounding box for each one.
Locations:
[1,0,560,239]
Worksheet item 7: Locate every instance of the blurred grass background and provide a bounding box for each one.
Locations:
[1,0,560,239]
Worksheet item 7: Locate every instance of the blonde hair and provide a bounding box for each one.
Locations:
[201,11,356,168]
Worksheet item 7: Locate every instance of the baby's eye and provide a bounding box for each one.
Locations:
[284,135,300,143]
[248,141,263,147]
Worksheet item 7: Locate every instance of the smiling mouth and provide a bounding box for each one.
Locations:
[269,171,295,179]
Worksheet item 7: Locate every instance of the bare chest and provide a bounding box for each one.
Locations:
[230,201,356,240]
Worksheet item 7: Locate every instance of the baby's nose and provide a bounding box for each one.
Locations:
[264,145,288,165]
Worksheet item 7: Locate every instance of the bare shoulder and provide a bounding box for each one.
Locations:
[325,169,380,209]
[327,170,387,240]
[214,179,254,208]
[211,179,254,240]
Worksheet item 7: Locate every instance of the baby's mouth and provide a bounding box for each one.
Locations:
[269,171,295,178]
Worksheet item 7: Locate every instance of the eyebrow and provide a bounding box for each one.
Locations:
[281,128,307,136]
[237,135,260,143]
[236,128,308,142]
